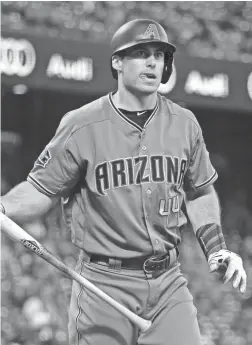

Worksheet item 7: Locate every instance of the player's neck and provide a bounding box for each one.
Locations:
[112,88,157,111]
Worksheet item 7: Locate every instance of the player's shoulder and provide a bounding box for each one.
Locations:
[59,94,110,133]
[158,94,200,128]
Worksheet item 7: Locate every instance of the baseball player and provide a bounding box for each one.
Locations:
[1,19,247,345]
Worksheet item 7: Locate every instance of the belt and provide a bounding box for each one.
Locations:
[89,247,178,274]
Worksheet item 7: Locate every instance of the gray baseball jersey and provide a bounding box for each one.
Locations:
[27,93,217,258]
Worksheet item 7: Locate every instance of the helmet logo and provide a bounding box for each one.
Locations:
[142,24,160,40]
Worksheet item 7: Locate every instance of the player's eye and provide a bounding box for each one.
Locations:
[133,50,148,58]
[154,51,164,59]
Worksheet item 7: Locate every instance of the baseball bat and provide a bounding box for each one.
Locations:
[0,213,152,332]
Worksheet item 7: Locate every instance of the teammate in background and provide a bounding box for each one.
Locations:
[1,19,247,345]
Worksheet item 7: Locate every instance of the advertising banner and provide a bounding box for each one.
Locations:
[159,54,252,112]
[1,31,251,112]
[1,30,116,95]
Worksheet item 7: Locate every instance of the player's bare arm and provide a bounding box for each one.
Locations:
[185,185,247,294]
[1,181,59,223]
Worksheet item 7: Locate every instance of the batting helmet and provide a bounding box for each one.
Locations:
[111,19,176,84]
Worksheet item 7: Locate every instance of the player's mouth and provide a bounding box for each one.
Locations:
[140,73,157,80]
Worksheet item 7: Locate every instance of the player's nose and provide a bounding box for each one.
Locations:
[146,54,156,68]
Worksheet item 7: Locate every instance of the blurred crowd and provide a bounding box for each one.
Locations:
[1,1,252,63]
[1,204,75,345]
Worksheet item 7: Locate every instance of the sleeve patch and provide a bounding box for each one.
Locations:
[35,147,52,168]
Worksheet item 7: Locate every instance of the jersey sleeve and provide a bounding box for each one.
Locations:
[185,126,218,191]
[27,113,83,197]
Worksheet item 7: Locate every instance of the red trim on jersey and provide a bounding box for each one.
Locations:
[27,175,56,197]
[194,170,217,189]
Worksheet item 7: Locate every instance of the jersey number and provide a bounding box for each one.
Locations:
[159,195,179,227]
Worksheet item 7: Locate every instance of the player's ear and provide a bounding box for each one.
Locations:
[112,54,123,76]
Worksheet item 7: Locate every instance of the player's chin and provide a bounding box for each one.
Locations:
[135,82,160,94]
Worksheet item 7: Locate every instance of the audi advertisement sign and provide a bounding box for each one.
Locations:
[1,30,114,95]
[1,37,36,77]
[158,54,252,112]
[1,30,251,112]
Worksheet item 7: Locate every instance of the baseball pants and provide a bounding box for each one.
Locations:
[68,251,202,345]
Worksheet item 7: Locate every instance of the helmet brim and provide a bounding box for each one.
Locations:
[112,39,176,56]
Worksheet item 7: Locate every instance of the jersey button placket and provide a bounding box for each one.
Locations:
[143,187,151,225]
[140,130,146,153]
[144,188,151,223]
[140,133,155,253]
[145,186,158,253]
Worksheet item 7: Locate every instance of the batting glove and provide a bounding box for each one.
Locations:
[208,249,247,294]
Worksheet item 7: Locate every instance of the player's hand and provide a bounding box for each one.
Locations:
[208,249,247,294]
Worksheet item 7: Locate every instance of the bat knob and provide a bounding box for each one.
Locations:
[141,319,152,332]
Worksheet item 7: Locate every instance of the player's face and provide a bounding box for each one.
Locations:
[119,43,165,94]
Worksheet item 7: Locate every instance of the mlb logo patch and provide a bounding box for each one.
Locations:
[142,24,160,40]
[36,147,52,168]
